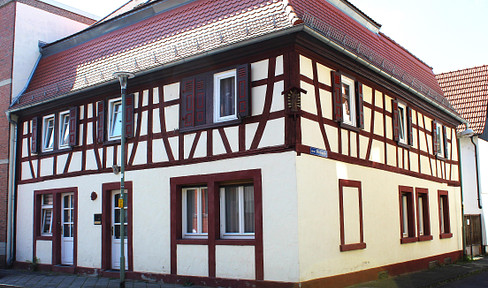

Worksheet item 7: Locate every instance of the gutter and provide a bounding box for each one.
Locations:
[5,111,18,266]
[10,53,42,108]
[302,26,465,124]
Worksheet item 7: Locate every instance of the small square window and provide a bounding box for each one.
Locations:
[182,187,208,238]
[108,98,122,140]
[220,184,255,239]
[59,111,70,148]
[42,115,55,151]
[41,194,53,236]
[341,76,356,126]
[214,70,237,122]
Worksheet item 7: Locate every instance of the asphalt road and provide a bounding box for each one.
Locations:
[439,270,488,287]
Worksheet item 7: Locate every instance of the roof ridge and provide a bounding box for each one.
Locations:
[436,64,488,77]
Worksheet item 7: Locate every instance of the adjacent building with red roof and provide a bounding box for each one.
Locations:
[437,65,488,257]
[8,0,465,286]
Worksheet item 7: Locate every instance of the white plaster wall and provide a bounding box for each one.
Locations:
[16,189,34,263]
[12,3,91,98]
[177,245,208,277]
[477,138,488,245]
[36,241,52,264]
[296,154,462,281]
[216,246,254,279]
[16,152,299,281]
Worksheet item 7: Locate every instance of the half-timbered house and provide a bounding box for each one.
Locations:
[8,0,465,287]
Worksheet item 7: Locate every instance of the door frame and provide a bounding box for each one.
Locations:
[33,187,78,268]
[101,181,133,271]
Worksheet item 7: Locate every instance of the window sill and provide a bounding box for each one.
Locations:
[440,233,453,239]
[176,239,208,245]
[418,235,433,242]
[36,235,53,241]
[180,119,242,134]
[215,239,255,245]
[340,242,366,252]
[339,122,360,132]
[400,237,418,244]
[398,142,411,150]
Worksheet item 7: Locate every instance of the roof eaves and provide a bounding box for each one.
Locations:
[8,25,304,113]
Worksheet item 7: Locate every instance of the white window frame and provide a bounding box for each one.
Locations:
[108,98,122,140]
[58,111,70,148]
[41,194,53,236]
[220,185,255,239]
[214,69,237,123]
[42,114,55,152]
[341,76,356,126]
[182,187,208,239]
[398,103,407,144]
[401,194,409,238]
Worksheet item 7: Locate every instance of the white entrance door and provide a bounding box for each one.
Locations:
[61,193,74,265]
[111,190,128,270]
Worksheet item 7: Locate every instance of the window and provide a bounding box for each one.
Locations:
[42,115,55,151]
[182,187,208,238]
[399,186,416,243]
[398,103,407,144]
[331,71,364,129]
[393,100,413,146]
[416,188,432,241]
[339,179,366,251]
[214,70,237,122]
[108,98,122,140]
[59,111,70,148]
[341,76,356,126]
[433,121,448,158]
[220,184,255,239]
[41,194,53,236]
[180,64,250,130]
[438,190,452,239]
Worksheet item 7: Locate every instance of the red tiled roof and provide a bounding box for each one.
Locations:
[11,0,456,117]
[436,65,488,134]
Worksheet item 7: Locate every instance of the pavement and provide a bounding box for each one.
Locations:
[0,257,488,288]
[348,256,488,288]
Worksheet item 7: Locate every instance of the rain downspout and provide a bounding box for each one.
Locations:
[471,136,482,209]
[6,112,18,266]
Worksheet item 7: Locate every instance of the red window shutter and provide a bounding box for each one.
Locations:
[125,94,134,138]
[392,100,399,142]
[69,107,78,146]
[442,126,448,157]
[331,71,343,122]
[407,107,413,146]
[31,117,39,154]
[180,77,195,128]
[97,101,105,143]
[355,81,364,129]
[237,64,250,118]
[195,75,206,126]
[432,120,438,155]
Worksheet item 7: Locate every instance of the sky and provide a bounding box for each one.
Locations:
[50,0,488,74]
